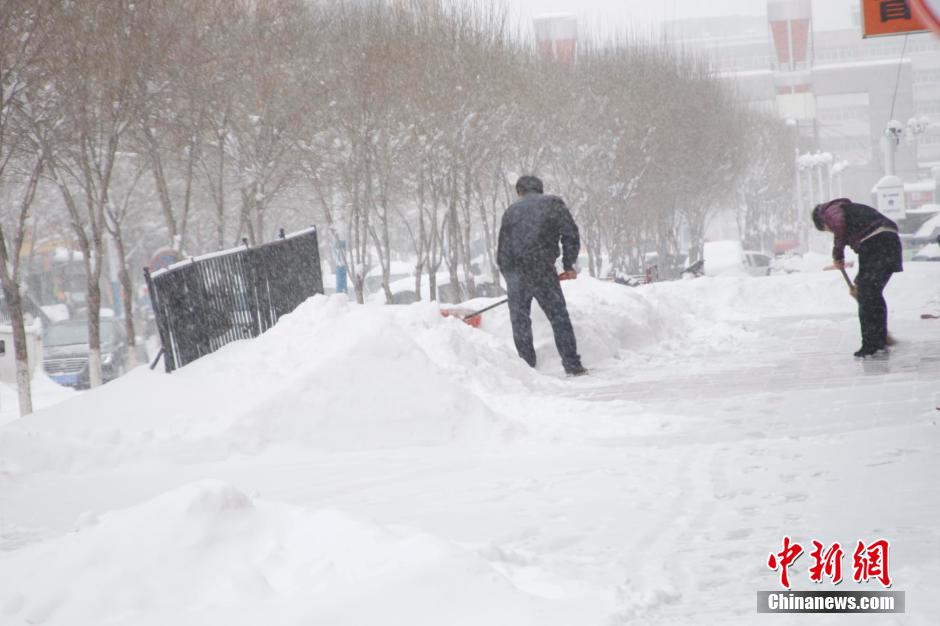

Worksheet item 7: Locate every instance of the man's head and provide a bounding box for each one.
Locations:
[812,198,851,232]
[811,203,827,232]
[516,175,544,197]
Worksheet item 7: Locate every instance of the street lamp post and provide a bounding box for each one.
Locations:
[796,151,839,249]
[882,119,904,177]
[831,159,850,198]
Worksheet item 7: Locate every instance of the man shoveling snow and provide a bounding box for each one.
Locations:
[812,198,903,358]
[497,176,587,377]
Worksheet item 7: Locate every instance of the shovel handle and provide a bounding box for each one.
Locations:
[840,267,896,345]
[464,298,509,318]
[839,267,860,301]
[460,272,573,320]
[839,267,854,289]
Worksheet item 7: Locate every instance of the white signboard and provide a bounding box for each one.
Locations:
[873,175,907,220]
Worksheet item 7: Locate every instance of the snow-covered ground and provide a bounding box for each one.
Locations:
[0,373,78,427]
[1,265,938,625]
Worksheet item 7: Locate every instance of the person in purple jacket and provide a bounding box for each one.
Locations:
[812,198,903,357]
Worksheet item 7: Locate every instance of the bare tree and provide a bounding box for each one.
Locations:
[3,0,793,366]
[36,1,140,388]
[104,154,150,367]
[738,113,798,251]
[0,0,56,415]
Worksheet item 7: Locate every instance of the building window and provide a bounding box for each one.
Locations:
[817,93,873,165]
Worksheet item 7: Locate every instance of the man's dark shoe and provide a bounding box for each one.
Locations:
[854,346,887,358]
[565,366,589,377]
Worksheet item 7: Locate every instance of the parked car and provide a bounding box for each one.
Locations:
[904,204,940,238]
[43,318,135,388]
[703,241,772,277]
[913,214,940,245]
[912,241,940,262]
[743,250,773,277]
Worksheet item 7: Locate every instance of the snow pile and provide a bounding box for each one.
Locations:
[226,298,516,451]
[0,296,523,472]
[703,240,746,277]
[0,372,78,426]
[648,272,855,321]
[0,481,564,626]
[474,270,880,367]
[6,266,938,472]
[473,278,674,370]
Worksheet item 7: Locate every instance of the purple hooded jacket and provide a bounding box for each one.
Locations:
[815,199,898,262]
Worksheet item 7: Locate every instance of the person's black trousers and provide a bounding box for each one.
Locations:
[503,268,582,373]
[856,231,903,351]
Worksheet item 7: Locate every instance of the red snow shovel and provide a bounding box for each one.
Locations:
[442,271,577,328]
[441,298,507,328]
[839,268,896,346]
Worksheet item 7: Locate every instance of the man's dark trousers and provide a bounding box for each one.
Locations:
[503,267,582,372]
[856,231,902,351]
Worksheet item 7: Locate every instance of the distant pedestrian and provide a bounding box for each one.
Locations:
[497,176,586,376]
[812,198,903,357]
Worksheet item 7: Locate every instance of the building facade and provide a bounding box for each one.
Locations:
[666,1,940,225]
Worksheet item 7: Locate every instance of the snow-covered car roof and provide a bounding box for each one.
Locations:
[915,214,940,239]
[907,203,940,215]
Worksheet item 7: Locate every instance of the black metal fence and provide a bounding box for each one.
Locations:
[144,227,323,373]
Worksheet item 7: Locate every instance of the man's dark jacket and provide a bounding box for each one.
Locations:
[497,192,580,273]
[816,198,898,261]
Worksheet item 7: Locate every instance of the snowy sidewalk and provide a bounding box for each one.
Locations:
[570,312,940,437]
[551,310,940,623]
[1,270,938,625]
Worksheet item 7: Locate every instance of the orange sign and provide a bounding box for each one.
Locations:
[861,0,928,37]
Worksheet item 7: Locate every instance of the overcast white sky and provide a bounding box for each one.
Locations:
[498,0,859,36]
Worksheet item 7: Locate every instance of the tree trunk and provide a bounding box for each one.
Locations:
[445,206,462,302]
[179,138,197,252]
[87,280,103,388]
[3,286,33,416]
[216,153,226,250]
[254,190,265,244]
[352,273,365,305]
[144,128,178,245]
[414,261,424,300]
[687,212,707,264]
[113,232,138,367]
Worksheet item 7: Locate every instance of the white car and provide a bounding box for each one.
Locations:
[914,214,940,244]
[913,242,940,262]
[743,250,773,277]
[703,241,772,277]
